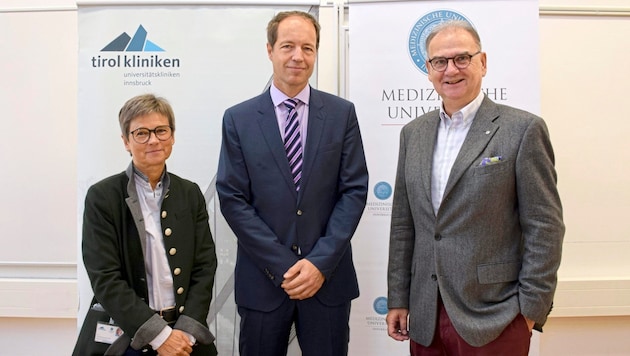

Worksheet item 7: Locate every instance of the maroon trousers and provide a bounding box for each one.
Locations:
[411,298,531,356]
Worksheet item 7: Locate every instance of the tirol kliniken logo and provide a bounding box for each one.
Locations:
[408,10,474,75]
[91,24,180,69]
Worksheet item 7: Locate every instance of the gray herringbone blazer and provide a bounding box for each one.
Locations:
[387,95,564,347]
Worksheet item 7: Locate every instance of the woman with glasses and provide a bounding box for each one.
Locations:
[73,94,218,356]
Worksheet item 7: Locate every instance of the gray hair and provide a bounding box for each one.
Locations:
[425,20,482,52]
[118,93,175,136]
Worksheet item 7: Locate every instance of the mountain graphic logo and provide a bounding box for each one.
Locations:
[102,25,164,52]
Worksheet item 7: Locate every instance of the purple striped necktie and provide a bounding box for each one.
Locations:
[283,98,303,191]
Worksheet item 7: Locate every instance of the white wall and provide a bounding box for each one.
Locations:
[0,2,78,355]
[0,0,629,355]
[540,2,630,281]
[536,4,630,353]
[538,0,630,316]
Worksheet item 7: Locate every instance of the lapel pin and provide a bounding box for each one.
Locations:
[485,130,490,134]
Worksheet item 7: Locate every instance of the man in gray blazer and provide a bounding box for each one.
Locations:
[386,21,565,355]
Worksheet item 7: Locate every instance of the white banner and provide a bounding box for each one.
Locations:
[348,1,539,354]
[77,5,313,355]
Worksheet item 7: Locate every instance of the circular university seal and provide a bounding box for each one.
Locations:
[373,181,392,200]
[373,296,388,315]
[408,9,474,75]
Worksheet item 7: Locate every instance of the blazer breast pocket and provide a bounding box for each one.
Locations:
[473,161,510,176]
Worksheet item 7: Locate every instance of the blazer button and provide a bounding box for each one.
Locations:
[169,248,177,256]
[173,267,181,276]
[431,274,437,281]
[177,287,184,295]
[164,228,172,237]
[179,306,185,313]
[161,211,167,218]
[296,210,303,216]
[291,244,298,252]
[434,234,442,241]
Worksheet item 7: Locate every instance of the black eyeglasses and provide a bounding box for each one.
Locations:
[129,125,173,144]
[428,51,481,72]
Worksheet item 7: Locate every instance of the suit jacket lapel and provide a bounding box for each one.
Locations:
[256,92,298,195]
[122,166,147,253]
[300,89,324,195]
[414,111,440,206]
[442,97,499,201]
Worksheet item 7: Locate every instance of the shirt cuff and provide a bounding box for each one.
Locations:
[183,331,196,345]
[149,326,172,350]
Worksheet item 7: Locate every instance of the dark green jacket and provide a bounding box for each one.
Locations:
[81,164,217,353]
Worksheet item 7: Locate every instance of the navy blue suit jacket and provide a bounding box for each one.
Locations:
[217,87,368,312]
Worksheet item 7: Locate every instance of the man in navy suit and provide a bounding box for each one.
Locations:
[216,10,368,356]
